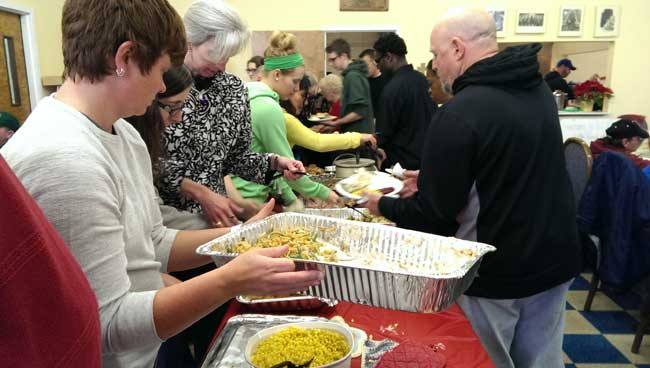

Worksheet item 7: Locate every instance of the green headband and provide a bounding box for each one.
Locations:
[264,53,304,71]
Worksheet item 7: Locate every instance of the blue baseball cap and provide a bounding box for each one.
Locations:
[557,58,576,70]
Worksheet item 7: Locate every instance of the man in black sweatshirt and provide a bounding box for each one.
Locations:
[364,9,581,368]
[373,33,434,170]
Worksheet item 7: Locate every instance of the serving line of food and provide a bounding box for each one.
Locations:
[195,168,496,368]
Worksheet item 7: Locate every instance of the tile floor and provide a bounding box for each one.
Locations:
[563,273,649,368]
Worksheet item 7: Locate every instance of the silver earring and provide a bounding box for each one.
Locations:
[275,77,279,81]
[116,67,125,77]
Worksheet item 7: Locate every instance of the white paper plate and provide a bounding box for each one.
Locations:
[335,172,403,199]
[308,114,337,122]
[384,162,405,179]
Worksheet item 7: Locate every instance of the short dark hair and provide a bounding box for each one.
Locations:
[125,65,192,181]
[326,38,351,57]
[159,64,193,99]
[358,48,376,59]
[373,32,407,56]
[62,0,187,83]
[247,55,264,68]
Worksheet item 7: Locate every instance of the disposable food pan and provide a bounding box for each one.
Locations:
[201,314,328,368]
[303,208,395,225]
[196,213,495,313]
[236,294,338,312]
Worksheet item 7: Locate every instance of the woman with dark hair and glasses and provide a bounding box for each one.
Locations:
[246,55,264,81]
[126,65,277,367]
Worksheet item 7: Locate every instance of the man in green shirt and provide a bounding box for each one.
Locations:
[325,38,374,134]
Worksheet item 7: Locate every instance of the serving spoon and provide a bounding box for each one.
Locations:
[270,357,314,368]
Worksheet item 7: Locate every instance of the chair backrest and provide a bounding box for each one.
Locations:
[564,137,593,208]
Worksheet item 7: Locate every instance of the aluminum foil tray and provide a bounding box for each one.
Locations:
[196,213,495,313]
[304,208,395,225]
[201,314,328,368]
[236,294,338,312]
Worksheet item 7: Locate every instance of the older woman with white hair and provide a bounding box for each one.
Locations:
[159,0,303,227]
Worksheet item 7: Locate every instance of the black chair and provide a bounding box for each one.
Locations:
[632,277,650,353]
[563,138,601,310]
[563,137,593,209]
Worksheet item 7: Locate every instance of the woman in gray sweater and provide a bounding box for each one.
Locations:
[0,1,320,367]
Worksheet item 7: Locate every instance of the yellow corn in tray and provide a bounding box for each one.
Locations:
[251,326,349,368]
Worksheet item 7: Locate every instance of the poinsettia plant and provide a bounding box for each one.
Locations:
[573,80,614,105]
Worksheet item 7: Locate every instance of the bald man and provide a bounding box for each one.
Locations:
[364,9,580,368]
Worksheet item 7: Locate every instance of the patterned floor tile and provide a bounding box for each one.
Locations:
[564,334,630,364]
[582,273,595,280]
[603,289,643,310]
[628,310,642,322]
[565,310,600,334]
[567,290,624,311]
[604,334,650,364]
[572,276,594,291]
[565,351,574,363]
[582,311,639,334]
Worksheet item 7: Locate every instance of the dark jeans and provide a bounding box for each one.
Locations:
[156,263,231,367]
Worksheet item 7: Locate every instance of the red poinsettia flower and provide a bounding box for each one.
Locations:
[573,80,614,103]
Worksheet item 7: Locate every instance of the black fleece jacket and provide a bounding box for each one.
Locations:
[379,44,581,299]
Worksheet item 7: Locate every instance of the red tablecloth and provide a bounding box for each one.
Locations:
[209,301,494,368]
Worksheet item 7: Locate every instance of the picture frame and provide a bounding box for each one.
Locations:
[487,8,507,37]
[594,5,620,37]
[558,6,584,37]
[340,0,388,12]
[516,10,546,34]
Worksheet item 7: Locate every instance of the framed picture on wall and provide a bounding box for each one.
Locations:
[594,6,620,37]
[516,10,546,34]
[559,6,584,37]
[487,8,507,37]
[340,0,388,12]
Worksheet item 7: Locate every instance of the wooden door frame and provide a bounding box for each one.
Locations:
[0,1,43,110]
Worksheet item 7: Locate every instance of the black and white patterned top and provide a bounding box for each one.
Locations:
[158,72,270,213]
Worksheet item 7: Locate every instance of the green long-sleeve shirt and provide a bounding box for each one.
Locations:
[231,82,330,204]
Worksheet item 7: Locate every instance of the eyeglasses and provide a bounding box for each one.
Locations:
[156,100,183,115]
[374,53,388,64]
